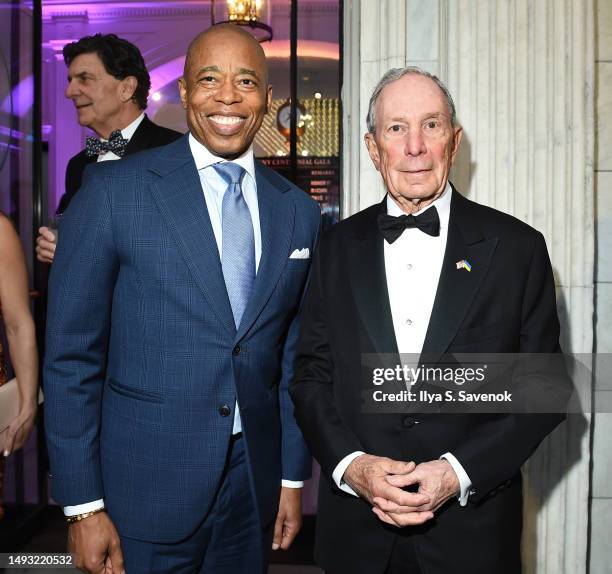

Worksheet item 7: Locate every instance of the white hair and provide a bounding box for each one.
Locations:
[366,66,457,133]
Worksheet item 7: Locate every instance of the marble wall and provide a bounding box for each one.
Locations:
[591,0,612,571]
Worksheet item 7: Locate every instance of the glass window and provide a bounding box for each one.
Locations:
[1,0,35,261]
[0,0,41,526]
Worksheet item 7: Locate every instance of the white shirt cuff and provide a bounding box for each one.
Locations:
[332,451,365,496]
[440,452,472,506]
[281,480,304,488]
[63,499,105,516]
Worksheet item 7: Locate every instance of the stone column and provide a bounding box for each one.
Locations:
[342,1,595,571]
[590,0,612,571]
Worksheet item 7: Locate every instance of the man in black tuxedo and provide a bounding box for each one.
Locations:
[36,33,181,263]
[290,67,567,574]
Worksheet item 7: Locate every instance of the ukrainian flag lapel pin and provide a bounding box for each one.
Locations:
[456,259,472,272]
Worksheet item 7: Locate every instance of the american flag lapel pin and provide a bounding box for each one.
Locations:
[456,259,472,272]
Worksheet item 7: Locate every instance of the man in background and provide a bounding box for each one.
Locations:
[36,33,180,264]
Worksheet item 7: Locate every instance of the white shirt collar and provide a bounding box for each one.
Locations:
[95,112,145,142]
[188,132,256,183]
[386,181,452,229]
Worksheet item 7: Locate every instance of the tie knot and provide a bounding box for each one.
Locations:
[213,162,245,185]
[85,129,129,158]
[108,130,124,143]
[377,206,440,243]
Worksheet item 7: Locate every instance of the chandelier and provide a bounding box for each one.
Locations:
[227,0,261,23]
[211,0,273,43]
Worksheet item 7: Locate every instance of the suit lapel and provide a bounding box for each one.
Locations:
[69,152,96,196]
[125,115,154,156]
[421,189,498,356]
[148,135,236,337]
[235,163,294,341]
[349,200,399,357]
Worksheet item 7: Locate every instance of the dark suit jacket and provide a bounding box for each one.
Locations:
[45,134,320,543]
[290,188,567,574]
[56,115,181,214]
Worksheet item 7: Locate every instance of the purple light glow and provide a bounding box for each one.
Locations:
[150,56,185,94]
[1,75,33,117]
[0,125,24,139]
[41,2,183,18]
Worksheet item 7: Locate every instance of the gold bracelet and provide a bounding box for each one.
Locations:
[66,507,106,525]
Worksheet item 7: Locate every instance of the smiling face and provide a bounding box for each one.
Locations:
[65,52,137,138]
[179,26,272,159]
[365,73,462,213]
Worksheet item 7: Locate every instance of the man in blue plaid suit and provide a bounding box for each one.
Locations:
[44,24,320,574]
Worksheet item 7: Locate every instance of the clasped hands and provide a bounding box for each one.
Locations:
[343,454,460,528]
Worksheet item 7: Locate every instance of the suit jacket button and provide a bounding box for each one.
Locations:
[219,404,231,417]
[233,345,241,356]
[402,416,417,428]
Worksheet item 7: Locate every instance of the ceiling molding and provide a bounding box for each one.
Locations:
[44,4,211,22]
[43,1,339,22]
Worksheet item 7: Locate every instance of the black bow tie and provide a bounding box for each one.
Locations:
[377,206,440,243]
[85,130,129,158]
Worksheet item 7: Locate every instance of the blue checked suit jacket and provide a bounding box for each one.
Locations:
[44,134,320,543]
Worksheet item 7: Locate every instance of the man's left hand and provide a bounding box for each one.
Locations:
[372,460,460,525]
[272,486,302,551]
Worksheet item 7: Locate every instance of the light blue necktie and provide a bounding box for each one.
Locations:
[214,162,255,329]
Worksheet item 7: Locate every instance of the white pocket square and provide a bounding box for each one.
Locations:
[289,248,310,260]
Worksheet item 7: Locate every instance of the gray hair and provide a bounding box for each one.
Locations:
[366,66,457,133]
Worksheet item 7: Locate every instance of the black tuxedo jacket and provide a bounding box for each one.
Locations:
[57,115,181,214]
[290,188,567,574]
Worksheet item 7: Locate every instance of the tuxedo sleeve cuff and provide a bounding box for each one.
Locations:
[64,499,105,516]
[440,452,472,506]
[332,451,365,497]
[281,480,304,488]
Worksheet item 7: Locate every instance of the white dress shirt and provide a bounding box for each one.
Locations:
[64,132,300,518]
[96,113,145,162]
[189,134,258,439]
[332,184,472,506]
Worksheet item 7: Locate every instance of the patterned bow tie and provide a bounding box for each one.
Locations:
[85,130,129,158]
[377,206,440,244]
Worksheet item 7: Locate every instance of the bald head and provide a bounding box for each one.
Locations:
[178,23,273,159]
[184,24,268,85]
